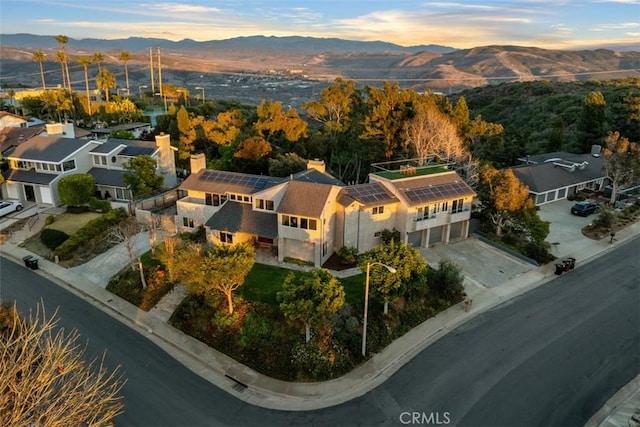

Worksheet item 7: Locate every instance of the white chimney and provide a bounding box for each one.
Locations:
[155,133,177,187]
[307,158,326,173]
[45,123,64,136]
[190,152,206,174]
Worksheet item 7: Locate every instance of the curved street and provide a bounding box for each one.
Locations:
[1,236,638,426]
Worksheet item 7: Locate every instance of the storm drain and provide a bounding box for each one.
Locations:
[225,374,248,393]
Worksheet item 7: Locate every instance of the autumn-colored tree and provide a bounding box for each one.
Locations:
[181,244,255,315]
[76,56,93,115]
[0,303,125,426]
[602,131,640,205]
[196,109,244,147]
[176,106,196,160]
[234,136,272,161]
[303,78,359,144]
[478,165,531,236]
[255,100,308,144]
[96,69,116,102]
[118,50,131,95]
[278,269,345,343]
[33,50,47,89]
[359,241,427,315]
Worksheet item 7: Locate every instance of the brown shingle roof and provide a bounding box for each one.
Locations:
[277,180,334,218]
[0,125,45,154]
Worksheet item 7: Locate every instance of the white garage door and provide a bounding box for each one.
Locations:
[40,186,53,204]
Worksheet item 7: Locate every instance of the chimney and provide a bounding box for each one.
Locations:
[45,123,64,136]
[62,122,75,138]
[307,158,325,173]
[190,152,206,174]
[155,132,177,186]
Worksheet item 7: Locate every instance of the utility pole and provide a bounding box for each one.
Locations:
[149,47,155,93]
[157,47,163,98]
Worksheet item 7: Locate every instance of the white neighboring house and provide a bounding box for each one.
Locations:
[176,155,476,267]
[2,123,177,207]
[0,111,45,131]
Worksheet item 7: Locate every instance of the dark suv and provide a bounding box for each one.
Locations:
[571,201,598,216]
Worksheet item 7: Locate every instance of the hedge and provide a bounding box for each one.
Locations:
[53,208,128,260]
[40,228,70,250]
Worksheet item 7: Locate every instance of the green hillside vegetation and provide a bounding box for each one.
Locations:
[456,78,640,166]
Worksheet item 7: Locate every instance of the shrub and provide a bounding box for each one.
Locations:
[523,240,555,264]
[337,246,358,265]
[380,228,401,245]
[58,173,95,206]
[54,208,128,260]
[428,259,465,301]
[66,205,90,214]
[139,267,174,311]
[40,228,70,250]
[44,215,56,226]
[106,268,143,306]
[89,197,112,213]
[593,205,617,228]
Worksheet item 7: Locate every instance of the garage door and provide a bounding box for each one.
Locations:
[450,222,463,240]
[40,187,53,204]
[428,226,444,246]
[407,231,423,247]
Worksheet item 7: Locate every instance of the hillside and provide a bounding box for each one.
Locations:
[1,34,638,93]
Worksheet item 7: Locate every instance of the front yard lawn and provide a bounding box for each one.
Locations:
[46,212,102,235]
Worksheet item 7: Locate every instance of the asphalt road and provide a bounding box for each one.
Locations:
[1,236,638,427]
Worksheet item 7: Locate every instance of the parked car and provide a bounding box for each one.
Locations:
[0,200,24,217]
[571,201,598,216]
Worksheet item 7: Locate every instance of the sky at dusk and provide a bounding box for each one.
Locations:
[1,0,639,50]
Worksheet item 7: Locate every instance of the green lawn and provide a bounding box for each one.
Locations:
[239,263,365,306]
[46,212,102,235]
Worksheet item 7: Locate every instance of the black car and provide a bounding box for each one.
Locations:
[571,201,598,216]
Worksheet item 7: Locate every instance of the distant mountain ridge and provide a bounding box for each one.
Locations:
[0,33,457,54]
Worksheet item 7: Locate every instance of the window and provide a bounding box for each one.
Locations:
[282,215,317,230]
[62,159,76,171]
[115,187,129,200]
[55,164,62,172]
[282,215,290,226]
[452,198,464,213]
[300,218,308,229]
[182,217,194,228]
[243,196,251,202]
[256,199,274,211]
[290,216,298,228]
[256,199,264,209]
[374,231,382,238]
[372,206,384,215]
[441,201,449,213]
[205,193,221,206]
[266,200,274,211]
[220,232,233,244]
[230,194,237,201]
[322,242,328,256]
[308,219,317,231]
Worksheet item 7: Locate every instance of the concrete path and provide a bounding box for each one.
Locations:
[149,283,188,322]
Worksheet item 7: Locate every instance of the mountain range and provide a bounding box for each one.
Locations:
[1,34,639,92]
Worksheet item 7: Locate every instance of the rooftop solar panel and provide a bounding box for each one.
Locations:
[347,183,395,204]
[404,181,471,203]
[199,170,266,189]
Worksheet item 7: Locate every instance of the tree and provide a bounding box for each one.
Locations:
[58,174,95,206]
[123,155,164,197]
[278,269,345,343]
[176,106,196,160]
[602,131,640,205]
[183,244,256,315]
[233,136,272,172]
[428,259,465,301]
[255,100,308,144]
[118,50,131,95]
[108,216,142,273]
[96,69,116,102]
[403,98,467,164]
[0,303,125,426]
[76,56,93,115]
[40,89,75,122]
[92,52,104,71]
[359,241,427,315]
[478,165,531,237]
[576,91,607,153]
[54,34,71,91]
[268,152,307,177]
[33,50,47,89]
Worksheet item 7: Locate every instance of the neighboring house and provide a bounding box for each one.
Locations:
[0,111,45,131]
[176,156,476,267]
[90,123,153,140]
[0,124,45,156]
[1,123,177,207]
[511,151,605,206]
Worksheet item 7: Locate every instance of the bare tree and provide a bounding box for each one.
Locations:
[602,131,640,205]
[161,235,179,282]
[0,303,125,426]
[108,217,147,289]
[146,214,161,256]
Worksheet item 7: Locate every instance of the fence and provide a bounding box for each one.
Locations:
[130,188,186,213]
[135,209,177,234]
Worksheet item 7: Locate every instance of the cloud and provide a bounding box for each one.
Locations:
[140,2,221,14]
[33,18,56,22]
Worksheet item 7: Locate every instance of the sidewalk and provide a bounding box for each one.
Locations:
[1,220,639,417]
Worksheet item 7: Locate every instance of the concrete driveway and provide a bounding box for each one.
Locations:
[538,199,598,259]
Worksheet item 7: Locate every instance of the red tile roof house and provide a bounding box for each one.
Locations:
[2,123,177,208]
[176,156,476,267]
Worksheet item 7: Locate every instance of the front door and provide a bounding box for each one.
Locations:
[24,185,36,202]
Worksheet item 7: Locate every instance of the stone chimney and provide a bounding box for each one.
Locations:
[307,158,325,173]
[155,133,177,187]
[190,153,206,174]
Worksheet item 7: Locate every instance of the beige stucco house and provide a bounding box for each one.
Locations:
[176,156,476,267]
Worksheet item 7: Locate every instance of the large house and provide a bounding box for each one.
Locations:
[2,123,177,207]
[0,111,45,131]
[176,156,476,266]
[511,151,605,206]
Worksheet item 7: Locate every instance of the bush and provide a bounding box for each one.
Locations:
[66,205,90,214]
[380,228,401,245]
[40,228,70,250]
[106,268,143,306]
[593,205,617,228]
[140,267,174,311]
[337,246,358,265]
[54,209,128,260]
[58,173,95,206]
[523,240,555,264]
[428,259,465,301]
[44,215,56,226]
[89,197,112,213]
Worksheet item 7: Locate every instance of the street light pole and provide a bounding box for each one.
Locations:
[362,261,396,357]
[139,85,147,99]
[195,86,205,103]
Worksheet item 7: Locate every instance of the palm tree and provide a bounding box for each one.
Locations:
[33,50,47,89]
[118,50,131,95]
[77,56,93,115]
[93,52,104,71]
[96,69,116,102]
[55,50,69,89]
[55,34,71,91]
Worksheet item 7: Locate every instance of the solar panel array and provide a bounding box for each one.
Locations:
[404,181,470,203]
[121,146,155,156]
[347,183,394,204]
[199,170,266,189]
